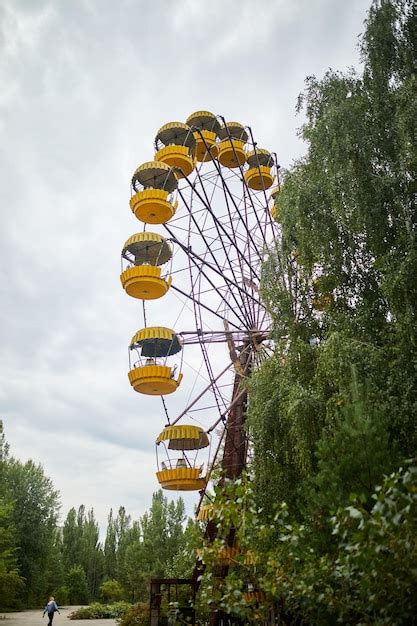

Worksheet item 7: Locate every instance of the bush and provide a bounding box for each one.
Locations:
[197,462,417,625]
[118,602,150,626]
[69,602,131,619]
[99,579,124,603]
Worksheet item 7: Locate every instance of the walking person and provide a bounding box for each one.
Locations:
[43,597,60,625]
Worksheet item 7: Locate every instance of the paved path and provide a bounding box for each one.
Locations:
[0,606,117,625]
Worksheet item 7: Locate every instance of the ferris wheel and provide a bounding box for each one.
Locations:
[120,110,280,503]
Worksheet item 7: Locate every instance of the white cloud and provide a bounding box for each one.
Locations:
[0,0,371,531]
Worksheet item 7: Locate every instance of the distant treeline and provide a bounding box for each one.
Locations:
[0,422,196,609]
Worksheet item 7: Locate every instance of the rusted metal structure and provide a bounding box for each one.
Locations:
[121,111,281,625]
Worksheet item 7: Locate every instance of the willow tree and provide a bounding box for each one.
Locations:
[248,0,416,519]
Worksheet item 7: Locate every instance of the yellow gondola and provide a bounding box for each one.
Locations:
[217,122,248,168]
[216,546,238,565]
[128,327,183,395]
[197,504,214,521]
[196,544,238,566]
[154,122,196,178]
[186,111,221,162]
[130,161,178,224]
[243,590,266,603]
[156,424,209,491]
[244,149,275,191]
[243,551,259,566]
[312,292,334,311]
[312,276,335,311]
[270,185,280,200]
[120,233,172,300]
[269,185,281,220]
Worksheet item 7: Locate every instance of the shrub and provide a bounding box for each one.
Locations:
[69,601,131,619]
[99,579,124,603]
[118,602,150,626]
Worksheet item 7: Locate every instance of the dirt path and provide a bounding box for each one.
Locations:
[0,606,117,625]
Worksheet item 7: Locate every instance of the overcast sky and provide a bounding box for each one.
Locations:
[0,0,371,533]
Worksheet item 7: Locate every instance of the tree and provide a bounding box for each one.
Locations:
[117,492,187,602]
[66,564,89,605]
[249,0,416,521]
[0,420,9,464]
[62,505,104,600]
[62,507,82,571]
[167,518,201,579]
[104,509,117,580]
[0,421,24,609]
[41,528,65,602]
[140,491,186,578]
[196,1,417,623]
[114,506,131,584]
[197,464,417,625]
[117,521,142,601]
[122,542,146,602]
[3,457,60,605]
[79,508,104,600]
[0,501,24,609]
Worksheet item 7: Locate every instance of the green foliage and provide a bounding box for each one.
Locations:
[59,491,188,606]
[104,509,117,580]
[117,491,187,602]
[41,528,65,602]
[121,542,147,602]
[62,505,104,601]
[99,579,124,603]
[0,421,9,464]
[68,601,131,619]
[79,508,104,600]
[198,465,417,624]
[2,452,60,606]
[139,491,186,578]
[259,462,417,625]
[195,1,417,622]
[52,585,69,605]
[62,507,81,571]
[117,602,150,626]
[113,507,133,592]
[304,366,398,515]
[249,0,417,520]
[328,462,417,624]
[0,423,25,609]
[0,502,24,609]
[66,564,89,605]
[0,419,190,610]
[167,518,201,578]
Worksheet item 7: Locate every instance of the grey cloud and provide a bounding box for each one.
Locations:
[1,0,371,530]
